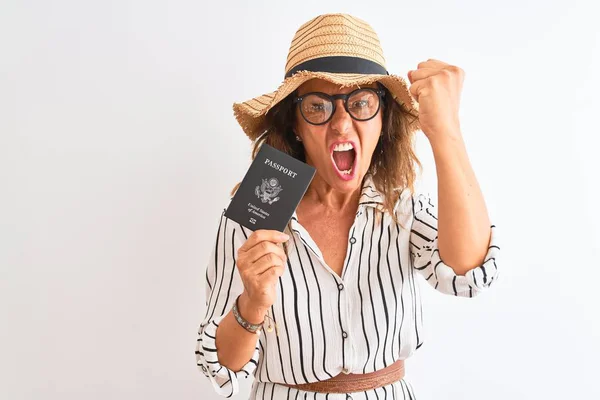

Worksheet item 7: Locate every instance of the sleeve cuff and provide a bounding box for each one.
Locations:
[426,225,500,297]
[196,314,260,397]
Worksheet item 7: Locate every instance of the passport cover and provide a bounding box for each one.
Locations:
[225,144,316,232]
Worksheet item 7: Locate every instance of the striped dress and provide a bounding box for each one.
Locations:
[196,175,500,399]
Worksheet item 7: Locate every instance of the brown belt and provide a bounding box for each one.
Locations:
[280,360,405,394]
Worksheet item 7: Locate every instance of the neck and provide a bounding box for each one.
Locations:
[303,173,364,211]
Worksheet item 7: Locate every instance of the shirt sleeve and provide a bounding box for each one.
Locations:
[409,192,500,297]
[195,210,260,397]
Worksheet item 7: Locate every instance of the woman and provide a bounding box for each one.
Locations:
[196,13,500,399]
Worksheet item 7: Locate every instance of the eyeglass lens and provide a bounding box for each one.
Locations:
[299,89,380,124]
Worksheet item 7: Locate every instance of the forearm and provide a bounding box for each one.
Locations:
[215,292,268,372]
[429,130,491,276]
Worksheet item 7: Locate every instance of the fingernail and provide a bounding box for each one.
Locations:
[280,233,290,241]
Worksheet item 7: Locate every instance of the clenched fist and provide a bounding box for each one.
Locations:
[236,229,289,323]
[408,58,465,141]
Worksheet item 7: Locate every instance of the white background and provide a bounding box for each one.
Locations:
[1,1,599,399]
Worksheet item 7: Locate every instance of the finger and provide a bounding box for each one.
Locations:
[239,229,289,253]
[409,79,428,102]
[408,67,440,84]
[252,253,286,275]
[416,58,449,69]
[244,240,287,265]
[258,264,285,279]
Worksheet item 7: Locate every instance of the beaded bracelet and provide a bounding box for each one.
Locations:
[233,295,278,335]
[232,295,265,334]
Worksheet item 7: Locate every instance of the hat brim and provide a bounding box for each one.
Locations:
[233,71,420,141]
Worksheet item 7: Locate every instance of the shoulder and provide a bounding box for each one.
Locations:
[389,188,437,227]
[410,191,436,213]
[391,187,418,215]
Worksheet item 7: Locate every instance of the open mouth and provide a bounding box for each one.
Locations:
[331,142,357,177]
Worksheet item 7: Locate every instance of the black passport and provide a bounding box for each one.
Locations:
[225,144,316,232]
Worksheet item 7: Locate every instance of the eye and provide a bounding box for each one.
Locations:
[350,99,369,108]
[302,94,331,115]
[298,93,334,123]
[308,102,326,112]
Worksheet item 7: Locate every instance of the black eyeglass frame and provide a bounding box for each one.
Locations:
[292,87,386,126]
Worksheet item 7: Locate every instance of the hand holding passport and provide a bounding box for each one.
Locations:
[226,144,316,324]
[225,144,316,233]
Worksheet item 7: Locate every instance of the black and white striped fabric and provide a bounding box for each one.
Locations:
[195,175,500,399]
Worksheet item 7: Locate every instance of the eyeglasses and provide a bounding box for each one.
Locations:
[293,87,385,125]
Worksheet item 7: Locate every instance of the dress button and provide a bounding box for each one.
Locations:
[349,237,356,244]
[343,368,350,375]
[342,331,348,339]
[338,283,344,290]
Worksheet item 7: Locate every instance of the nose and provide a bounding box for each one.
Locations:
[329,98,353,135]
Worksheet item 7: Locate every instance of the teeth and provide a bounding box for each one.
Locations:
[341,167,353,175]
[333,142,354,152]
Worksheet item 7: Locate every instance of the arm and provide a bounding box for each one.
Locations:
[214,292,267,372]
[406,59,500,296]
[430,131,492,276]
[195,212,260,397]
[407,58,493,276]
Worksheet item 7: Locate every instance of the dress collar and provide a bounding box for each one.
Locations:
[358,173,385,208]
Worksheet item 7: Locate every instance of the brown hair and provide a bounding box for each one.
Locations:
[231,84,422,226]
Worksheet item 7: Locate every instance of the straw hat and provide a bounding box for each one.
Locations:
[232,13,420,141]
